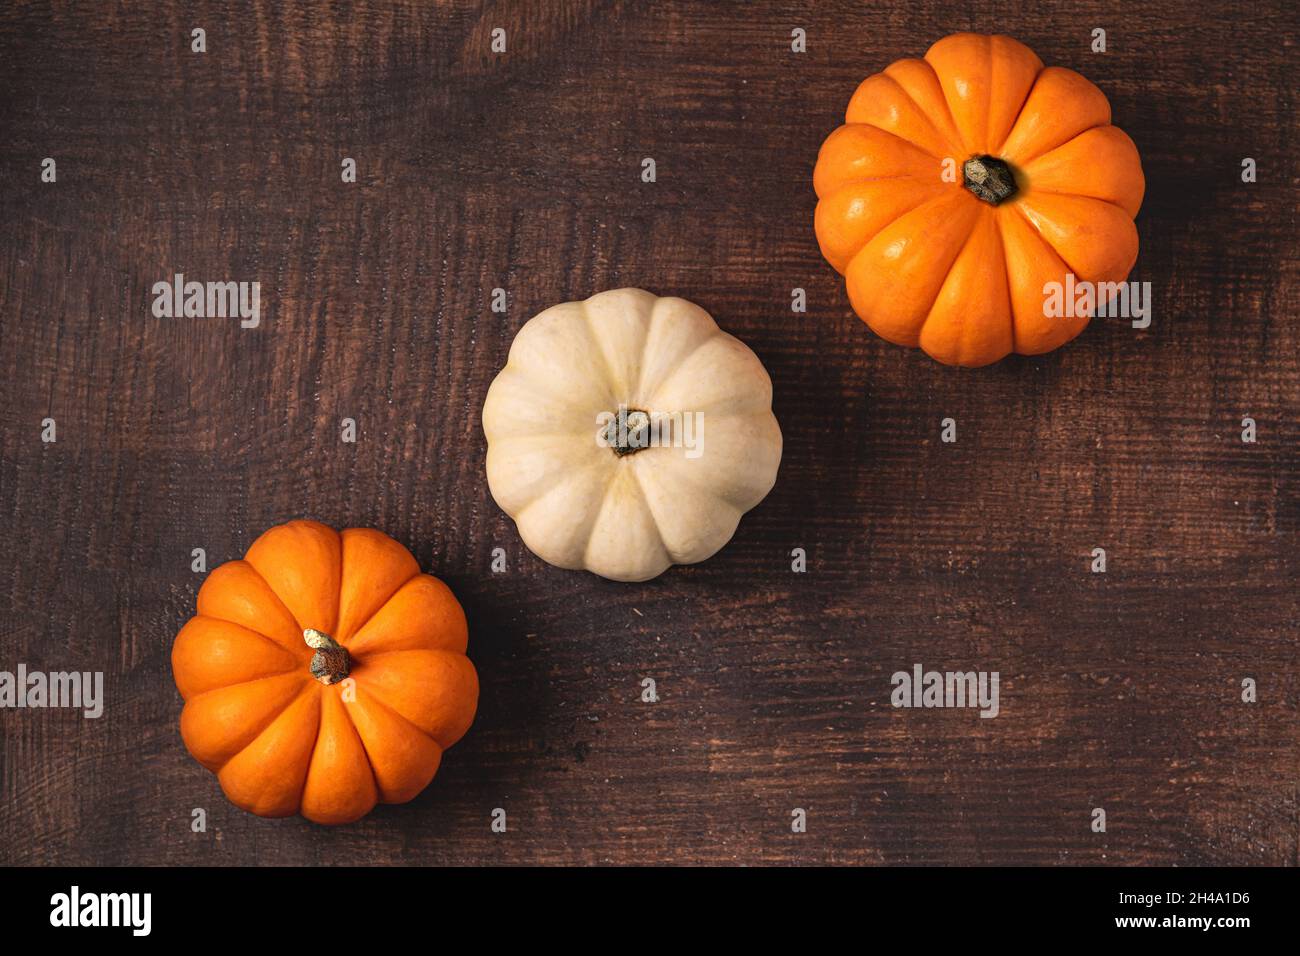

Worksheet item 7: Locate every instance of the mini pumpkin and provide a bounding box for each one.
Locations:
[171,520,478,825]
[813,33,1145,366]
[483,288,782,582]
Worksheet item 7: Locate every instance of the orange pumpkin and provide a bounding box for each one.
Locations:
[813,33,1145,366]
[171,520,478,825]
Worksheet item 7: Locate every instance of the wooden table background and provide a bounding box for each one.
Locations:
[1,1,1296,866]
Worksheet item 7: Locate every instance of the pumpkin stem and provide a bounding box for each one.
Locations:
[962,155,1018,205]
[304,628,351,685]
[604,405,652,457]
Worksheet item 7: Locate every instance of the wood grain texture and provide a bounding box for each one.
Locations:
[0,0,1296,865]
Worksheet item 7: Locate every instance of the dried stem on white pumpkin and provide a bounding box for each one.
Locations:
[605,406,652,457]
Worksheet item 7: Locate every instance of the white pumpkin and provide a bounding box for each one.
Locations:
[483,288,782,582]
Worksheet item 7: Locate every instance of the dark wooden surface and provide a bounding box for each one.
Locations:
[1,1,1296,866]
